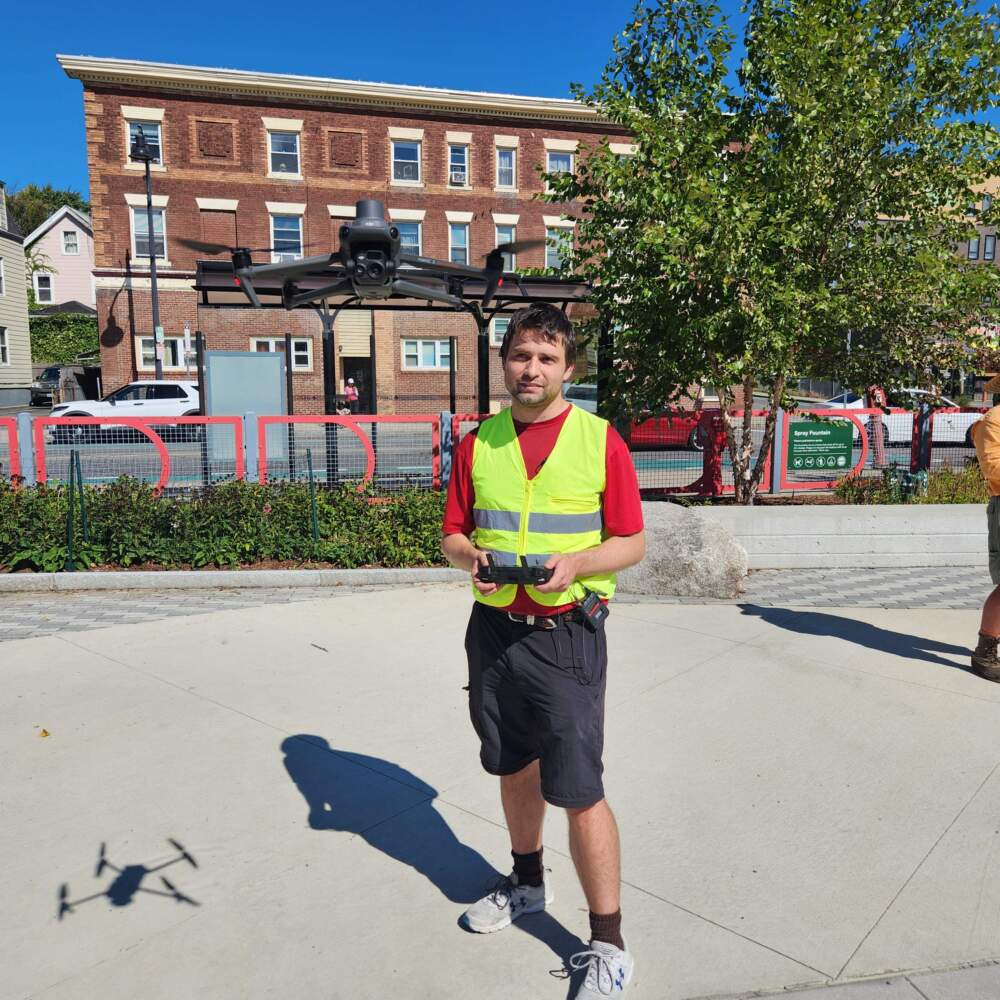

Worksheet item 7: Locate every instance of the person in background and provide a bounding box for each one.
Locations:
[345,378,360,415]
[970,372,1000,680]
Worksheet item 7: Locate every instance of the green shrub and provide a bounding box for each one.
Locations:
[834,461,988,505]
[0,478,447,572]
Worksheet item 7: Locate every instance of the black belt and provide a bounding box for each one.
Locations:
[506,608,582,630]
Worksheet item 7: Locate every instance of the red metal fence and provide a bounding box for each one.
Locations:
[0,418,19,481]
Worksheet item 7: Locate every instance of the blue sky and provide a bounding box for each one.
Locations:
[0,0,749,200]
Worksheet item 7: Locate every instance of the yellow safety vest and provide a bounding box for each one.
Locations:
[470,404,616,608]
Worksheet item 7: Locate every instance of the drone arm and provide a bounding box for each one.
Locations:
[246,254,338,281]
[235,271,262,308]
[391,279,465,308]
[286,278,355,310]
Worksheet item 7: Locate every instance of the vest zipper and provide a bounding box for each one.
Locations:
[519,478,533,556]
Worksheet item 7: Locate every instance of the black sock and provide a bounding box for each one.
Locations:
[589,909,624,951]
[511,848,543,887]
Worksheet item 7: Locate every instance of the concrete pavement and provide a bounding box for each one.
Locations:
[5,583,1000,999]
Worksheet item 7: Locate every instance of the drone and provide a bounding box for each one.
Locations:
[57,839,199,919]
[178,198,544,315]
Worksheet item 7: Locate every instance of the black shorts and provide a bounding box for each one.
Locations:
[464,602,608,809]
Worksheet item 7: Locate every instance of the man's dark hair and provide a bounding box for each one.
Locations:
[499,304,577,367]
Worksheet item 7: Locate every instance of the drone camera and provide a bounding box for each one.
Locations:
[337,200,401,293]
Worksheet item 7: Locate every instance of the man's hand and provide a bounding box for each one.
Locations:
[533,553,580,594]
[471,549,499,596]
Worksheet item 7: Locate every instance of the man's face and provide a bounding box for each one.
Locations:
[502,329,574,410]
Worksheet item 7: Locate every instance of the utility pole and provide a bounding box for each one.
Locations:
[129,126,163,379]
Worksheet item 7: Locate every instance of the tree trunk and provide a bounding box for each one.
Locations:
[719,374,786,504]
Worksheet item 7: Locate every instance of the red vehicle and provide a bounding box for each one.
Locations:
[565,385,704,450]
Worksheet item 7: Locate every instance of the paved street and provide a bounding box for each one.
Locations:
[5,582,1000,998]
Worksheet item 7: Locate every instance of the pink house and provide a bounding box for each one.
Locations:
[24,206,95,311]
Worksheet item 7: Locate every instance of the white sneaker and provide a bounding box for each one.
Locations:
[570,938,635,997]
[461,871,552,933]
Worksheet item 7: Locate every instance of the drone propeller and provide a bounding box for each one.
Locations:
[167,838,199,869]
[176,237,320,256]
[95,842,107,878]
[489,239,545,258]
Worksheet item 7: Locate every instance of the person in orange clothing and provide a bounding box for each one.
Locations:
[971,373,1000,679]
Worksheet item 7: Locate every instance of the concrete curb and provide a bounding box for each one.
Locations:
[0,568,467,593]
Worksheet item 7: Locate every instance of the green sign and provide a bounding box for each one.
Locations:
[787,419,854,472]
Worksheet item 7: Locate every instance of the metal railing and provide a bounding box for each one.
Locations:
[0,417,19,481]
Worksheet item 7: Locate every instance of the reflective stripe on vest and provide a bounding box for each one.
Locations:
[470,404,616,609]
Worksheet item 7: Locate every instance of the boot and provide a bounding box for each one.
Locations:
[972,633,1000,681]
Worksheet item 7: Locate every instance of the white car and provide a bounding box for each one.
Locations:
[564,382,598,413]
[49,381,202,442]
[821,389,982,445]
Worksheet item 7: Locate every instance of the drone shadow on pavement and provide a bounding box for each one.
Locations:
[280,735,586,975]
[739,604,973,670]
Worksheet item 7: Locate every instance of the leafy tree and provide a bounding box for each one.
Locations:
[29,313,99,364]
[7,184,89,238]
[551,0,1000,502]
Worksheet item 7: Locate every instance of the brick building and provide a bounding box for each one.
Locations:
[58,56,631,414]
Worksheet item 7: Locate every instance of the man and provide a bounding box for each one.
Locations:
[441,304,645,997]
[971,373,1000,680]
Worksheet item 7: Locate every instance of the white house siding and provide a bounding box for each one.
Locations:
[0,234,33,403]
[30,216,95,307]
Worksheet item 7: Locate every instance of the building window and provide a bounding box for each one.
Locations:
[269,131,300,175]
[137,336,184,370]
[490,316,510,347]
[448,144,469,186]
[252,336,313,370]
[270,215,303,262]
[396,222,421,256]
[985,194,994,213]
[987,235,997,262]
[495,224,516,270]
[970,237,981,261]
[128,121,162,164]
[0,327,8,365]
[496,147,516,189]
[62,230,79,255]
[403,338,451,369]
[545,227,572,270]
[35,274,54,303]
[132,207,166,260]
[0,258,5,296]
[546,151,574,188]
[449,223,469,265]
[392,140,421,183]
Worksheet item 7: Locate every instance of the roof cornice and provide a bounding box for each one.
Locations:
[57,55,609,126]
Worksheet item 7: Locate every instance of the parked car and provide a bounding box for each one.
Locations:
[48,381,201,443]
[821,388,983,445]
[30,365,90,406]
[564,383,703,449]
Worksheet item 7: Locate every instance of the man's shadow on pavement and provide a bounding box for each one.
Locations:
[281,735,586,974]
[739,604,973,671]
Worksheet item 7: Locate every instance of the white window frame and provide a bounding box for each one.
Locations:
[269,213,304,263]
[267,130,301,178]
[986,234,997,262]
[448,143,470,188]
[495,144,518,191]
[391,139,423,185]
[130,206,168,264]
[62,229,80,255]
[395,221,422,257]
[970,236,981,261]
[490,316,511,348]
[0,258,5,296]
[495,224,516,270]
[135,335,185,372]
[448,222,470,265]
[122,107,166,172]
[402,338,452,370]
[0,327,8,366]
[545,224,573,270]
[251,336,314,371]
[34,273,55,303]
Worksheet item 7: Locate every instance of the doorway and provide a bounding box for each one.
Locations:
[342,357,373,413]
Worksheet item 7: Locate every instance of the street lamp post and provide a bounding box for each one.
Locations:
[129,126,163,380]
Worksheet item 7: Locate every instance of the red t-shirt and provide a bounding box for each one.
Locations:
[442,405,644,614]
